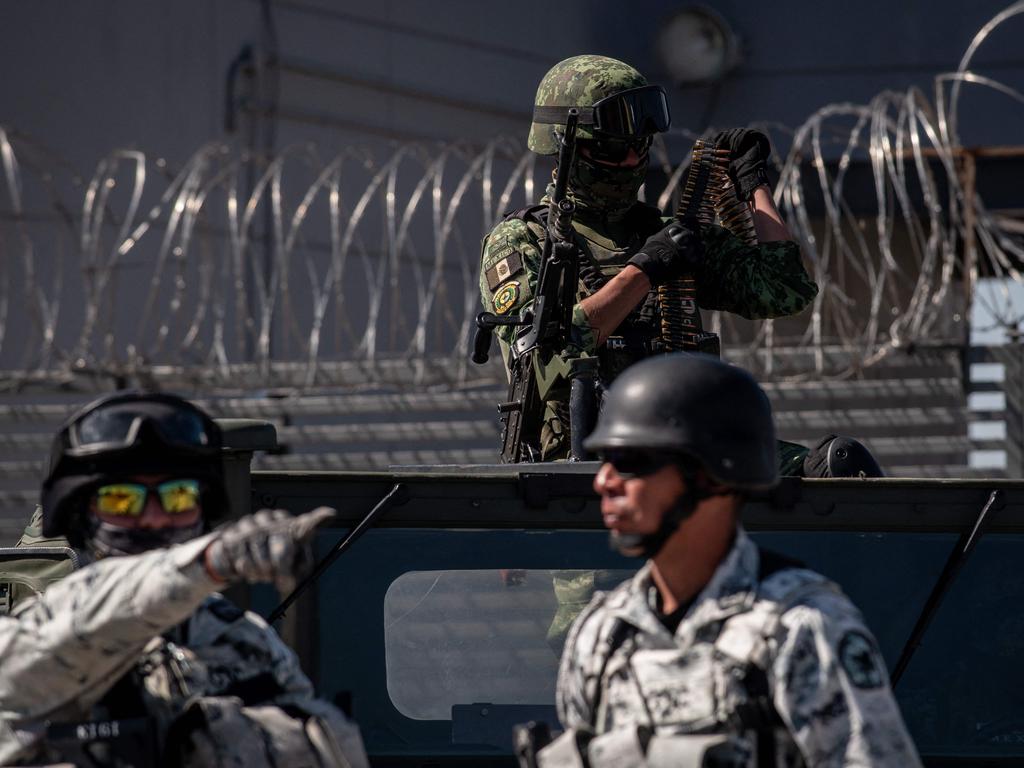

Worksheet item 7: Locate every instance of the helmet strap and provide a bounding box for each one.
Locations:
[608,466,726,559]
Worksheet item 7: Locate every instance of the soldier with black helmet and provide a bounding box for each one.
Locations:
[534,354,920,767]
[0,391,369,767]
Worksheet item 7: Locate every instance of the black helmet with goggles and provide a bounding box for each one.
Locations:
[41,391,229,541]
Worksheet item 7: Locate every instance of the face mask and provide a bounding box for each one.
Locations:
[87,518,204,558]
[567,151,649,220]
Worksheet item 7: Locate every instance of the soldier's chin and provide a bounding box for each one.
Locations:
[609,531,648,558]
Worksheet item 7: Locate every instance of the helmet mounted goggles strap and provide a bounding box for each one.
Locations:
[610,464,727,559]
[532,85,670,138]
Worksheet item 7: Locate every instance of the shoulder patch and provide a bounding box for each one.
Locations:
[485,252,524,291]
[838,630,885,689]
[492,281,520,315]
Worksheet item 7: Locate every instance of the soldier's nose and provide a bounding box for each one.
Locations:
[594,463,622,494]
[137,494,167,529]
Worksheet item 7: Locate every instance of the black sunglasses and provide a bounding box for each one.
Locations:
[601,450,679,478]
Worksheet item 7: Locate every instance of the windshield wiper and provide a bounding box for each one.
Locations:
[890,488,1003,687]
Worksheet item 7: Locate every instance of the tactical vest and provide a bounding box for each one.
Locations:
[42,607,365,767]
[506,202,667,383]
[571,549,827,768]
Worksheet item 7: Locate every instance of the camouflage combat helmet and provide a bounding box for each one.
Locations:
[528,55,670,155]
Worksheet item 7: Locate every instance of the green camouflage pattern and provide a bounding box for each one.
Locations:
[479,205,817,460]
[546,569,631,654]
[528,55,648,154]
[569,153,648,219]
[778,439,811,476]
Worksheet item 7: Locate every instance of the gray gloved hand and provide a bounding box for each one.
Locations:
[203,506,335,594]
[627,218,704,286]
[713,127,772,201]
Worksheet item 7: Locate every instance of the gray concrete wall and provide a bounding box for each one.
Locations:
[1,0,1020,170]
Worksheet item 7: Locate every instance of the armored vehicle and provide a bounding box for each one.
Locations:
[238,423,1024,767]
[5,421,1022,767]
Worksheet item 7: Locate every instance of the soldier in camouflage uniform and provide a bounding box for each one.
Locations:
[0,392,369,767]
[537,354,921,767]
[479,55,817,462]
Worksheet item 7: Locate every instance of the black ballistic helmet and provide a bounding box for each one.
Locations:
[41,391,229,540]
[583,353,778,490]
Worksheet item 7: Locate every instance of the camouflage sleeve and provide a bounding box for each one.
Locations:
[0,534,218,725]
[696,224,818,320]
[771,589,923,768]
[479,218,598,369]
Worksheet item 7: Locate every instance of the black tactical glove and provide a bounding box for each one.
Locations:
[627,218,704,286]
[204,506,335,594]
[714,128,772,202]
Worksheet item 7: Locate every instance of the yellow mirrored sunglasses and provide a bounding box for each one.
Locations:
[94,479,202,517]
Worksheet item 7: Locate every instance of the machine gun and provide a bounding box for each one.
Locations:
[472,110,588,462]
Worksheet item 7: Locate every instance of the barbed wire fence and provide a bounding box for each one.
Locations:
[2,6,1023,394]
[0,5,1021,521]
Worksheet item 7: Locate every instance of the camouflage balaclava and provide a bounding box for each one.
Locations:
[529,55,655,222]
[566,151,649,222]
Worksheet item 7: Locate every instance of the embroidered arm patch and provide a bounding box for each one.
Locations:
[485,251,524,291]
[492,281,520,314]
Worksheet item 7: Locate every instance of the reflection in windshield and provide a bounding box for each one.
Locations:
[384,569,632,720]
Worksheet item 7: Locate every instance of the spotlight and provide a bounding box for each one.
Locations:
[656,6,741,85]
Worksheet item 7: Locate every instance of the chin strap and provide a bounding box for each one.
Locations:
[609,467,730,559]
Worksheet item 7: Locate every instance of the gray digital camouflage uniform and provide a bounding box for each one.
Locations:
[0,532,368,767]
[555,528,922,767]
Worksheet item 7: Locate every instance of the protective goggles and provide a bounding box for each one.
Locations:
[64,397,216,458]
[93,478,202,517]
[601,450,678,479]
[533,85,671,138]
